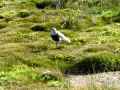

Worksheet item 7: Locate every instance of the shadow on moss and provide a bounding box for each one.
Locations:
[65,52,120,75]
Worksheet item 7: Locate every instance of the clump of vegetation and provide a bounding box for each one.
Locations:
[35,0,66,9]
[38,70,65,87]
[66,52,120,74]
[101,9,120,23]
[31,24,47,32]
[48,54,76,74]
[0,15,4,19]
[35,0,56,9]
[0,65,39,85]
[40,73,58,82]
[0,22,7,29]
[17,11,31,18]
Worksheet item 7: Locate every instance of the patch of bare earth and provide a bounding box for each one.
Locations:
[66,71,120,88]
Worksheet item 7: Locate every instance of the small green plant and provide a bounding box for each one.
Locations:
[40,73,58,82]
[39,71,65,87]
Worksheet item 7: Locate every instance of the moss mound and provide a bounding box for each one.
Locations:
[65,52,120,74]
[0,23,7,29]
[35,0,57,9]
[17,11,31,18]
[31,24,48,32]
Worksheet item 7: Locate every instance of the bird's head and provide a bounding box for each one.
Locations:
[51,27,57,35]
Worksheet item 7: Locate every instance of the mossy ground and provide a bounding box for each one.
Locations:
[0,0,120,89]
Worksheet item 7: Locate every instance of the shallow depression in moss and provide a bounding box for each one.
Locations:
[65,52,120,75]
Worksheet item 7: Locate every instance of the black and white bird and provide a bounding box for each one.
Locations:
[50,27,71,48]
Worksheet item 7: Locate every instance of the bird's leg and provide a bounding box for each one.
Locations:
[56,41,61,48]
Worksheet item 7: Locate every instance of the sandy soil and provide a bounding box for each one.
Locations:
[66,71,120,88]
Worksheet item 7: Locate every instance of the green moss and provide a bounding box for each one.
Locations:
[0,0,120,88]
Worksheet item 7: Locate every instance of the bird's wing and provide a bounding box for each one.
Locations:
[57,31,71,43]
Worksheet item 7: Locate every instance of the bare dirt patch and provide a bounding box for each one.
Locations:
[66,71,120,88]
